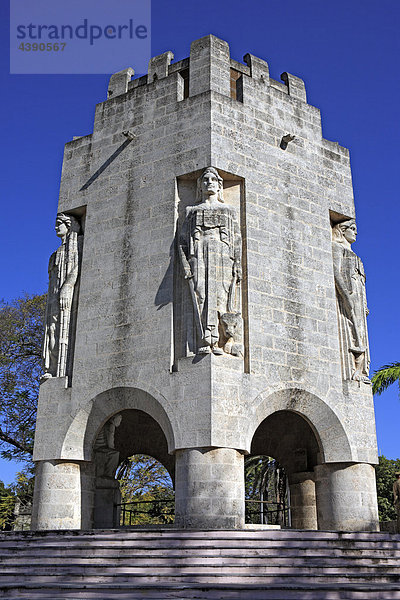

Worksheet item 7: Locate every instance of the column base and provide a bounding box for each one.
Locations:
[175,447,245,529]
[314,462,379,532]
[289,471,318,530]
[32,460,93,530]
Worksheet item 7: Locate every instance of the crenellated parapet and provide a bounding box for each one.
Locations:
[104,34,308,105]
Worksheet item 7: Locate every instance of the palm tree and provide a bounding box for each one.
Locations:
[371,362,400,396]
[245,455,288,525]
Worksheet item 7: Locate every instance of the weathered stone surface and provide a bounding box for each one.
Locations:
[332,219,370,382]
[315,463,379,531]
[41,213,82,382]
[179,167,242,356]
[32,34,379,532]
[175,447,245,529]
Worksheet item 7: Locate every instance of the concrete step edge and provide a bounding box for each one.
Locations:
[2,556,399,564]
[2,572,400,579]
[2,540,400,548]
[2,581,400,590]
[1,529,398,540]
[2,561,400,569]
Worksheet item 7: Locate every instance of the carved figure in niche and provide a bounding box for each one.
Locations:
[94,414,123,479]
[42,213,82,381]
[332,219,370,382]
[179,167,242,355]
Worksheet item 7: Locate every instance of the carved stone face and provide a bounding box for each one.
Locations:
[201,171,219,199]
[55,218,69,238]
[112,414,122,427]
[220,312,241,339]
[343,223,357,244]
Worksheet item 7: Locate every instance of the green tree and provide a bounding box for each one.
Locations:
[0,294,44,529]
[245,455,288,525]
[117,454,174,525]
[375,455,400,522]
[0,480,14,530]
[0,294,46,461]
[371,362,400,396]
[0,470,34,530]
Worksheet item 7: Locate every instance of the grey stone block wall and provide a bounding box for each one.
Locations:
[32,34,379,531]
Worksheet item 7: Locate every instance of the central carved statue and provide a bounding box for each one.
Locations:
[179,167,243,356]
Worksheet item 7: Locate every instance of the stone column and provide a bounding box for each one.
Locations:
[289,471,318,530]
[175,447,244,529]
[314,462,379,531]
[31,460,93,530]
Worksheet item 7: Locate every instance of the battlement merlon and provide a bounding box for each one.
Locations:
[104,34,310,103]
[59,34,352,218]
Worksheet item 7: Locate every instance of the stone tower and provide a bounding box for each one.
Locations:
[32,35,379,532]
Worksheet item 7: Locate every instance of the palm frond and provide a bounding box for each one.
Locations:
[371,362,400,396]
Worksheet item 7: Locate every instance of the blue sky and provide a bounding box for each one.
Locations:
[1,0,399,484]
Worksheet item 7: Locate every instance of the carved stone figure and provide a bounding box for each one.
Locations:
[42,213,82,381]
[332,219,370,382]
[94,414,123,479]
[179,167,242,355]
[219,312,243,357]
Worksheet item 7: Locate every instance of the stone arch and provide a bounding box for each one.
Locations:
[245,388,354,463]
[61,386,177,461]
[250,410,321,476]
[113,410,175,483]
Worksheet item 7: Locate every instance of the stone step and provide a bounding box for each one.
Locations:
[2,554,399,566]
[2,583,400,600]
[1,570,400,583]
[1,564,399,577]
[0,529,398,599]
[0,547,400,563]
[1,528,397,542]
[1,582,400,600]
[0,528,395,539]
[2,538,400,552]
[0,539,399,551]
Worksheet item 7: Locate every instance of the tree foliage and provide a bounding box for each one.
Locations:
[375,455,400,522]
[0,294,46,461]
[117,454,174,501]
[245,455,288,525]
[371,362,400,397]
[0,480,15,530]
[117,454,174,525]
[0,467,34,530]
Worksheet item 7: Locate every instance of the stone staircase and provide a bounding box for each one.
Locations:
[0,528,399,599]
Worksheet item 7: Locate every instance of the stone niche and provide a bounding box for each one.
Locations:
[173,168,249,371]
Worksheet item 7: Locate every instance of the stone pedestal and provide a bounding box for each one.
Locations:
[93,478,121,528]
[314,463,379,531]
[289,471,318,530]
[175,447,245,529]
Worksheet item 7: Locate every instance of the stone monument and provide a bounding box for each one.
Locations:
[31,35,379,532]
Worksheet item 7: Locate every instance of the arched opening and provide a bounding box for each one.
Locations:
[117,454,174,526]
[245,455,289,526]
[92,409,175,528]
[247,410,322,529]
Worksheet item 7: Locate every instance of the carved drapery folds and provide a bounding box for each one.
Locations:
[93,414,122,528]
[332,219,370,383]
[179,167,243,356]
[93,414,122,479]
[42,212,83,382]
